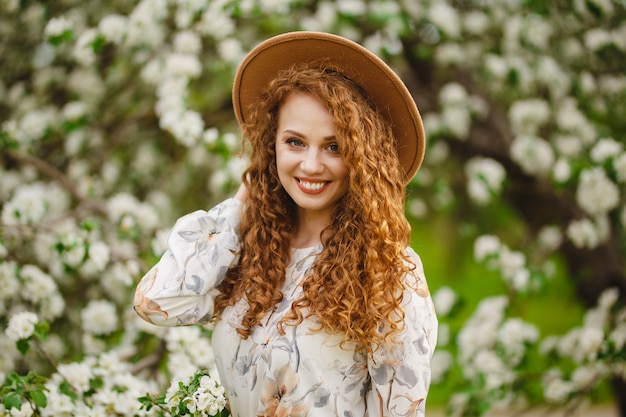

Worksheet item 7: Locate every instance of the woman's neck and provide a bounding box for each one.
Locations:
[291,210,331,248]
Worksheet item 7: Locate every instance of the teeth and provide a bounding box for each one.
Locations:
[300,180,326,190]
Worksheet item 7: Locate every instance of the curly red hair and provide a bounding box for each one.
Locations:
[215,64,416,352]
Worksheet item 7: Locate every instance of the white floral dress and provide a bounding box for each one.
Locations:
[134,198,438,417]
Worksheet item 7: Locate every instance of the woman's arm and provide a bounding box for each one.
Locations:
[366,250,438,417]
[133,197,244,326]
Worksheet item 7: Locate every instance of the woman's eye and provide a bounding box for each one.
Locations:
[286,138,304,147]
[328,143,339,153]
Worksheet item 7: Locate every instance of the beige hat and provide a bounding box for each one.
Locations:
[232,31,425,183]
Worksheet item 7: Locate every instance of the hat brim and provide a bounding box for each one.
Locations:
[232,31,425,184]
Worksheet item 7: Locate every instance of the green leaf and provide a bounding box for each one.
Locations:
[60,381,78,401]
[34,321,50,341]
[4,392,22,410]
[29,389,48,408]
[89,378,104,390]
[16,339,30,355]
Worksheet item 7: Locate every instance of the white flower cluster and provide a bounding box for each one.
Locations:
[474,235,535,292]
[456,296,538,395]
[81,299,118,336]
[5,311,38,341]
[432,286,457,317]
[510,134,555,177]
[108,192,160,235]
[166,326,218,382]
[166,372,227,417]
[430,82,488,140]
[540,288,626,403]
[508,98,550,136]
[40,352,159,416]
[2,181,69,226]
[430,286,458,383]
[464,157,506,205]
[566,213,611,250]
[576,167,620,216]
[43,15,72,40]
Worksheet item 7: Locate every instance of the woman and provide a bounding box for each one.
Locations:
[134,32,437,417]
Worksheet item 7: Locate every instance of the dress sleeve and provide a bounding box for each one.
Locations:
[133,198,243,327]
[365,248,438,417]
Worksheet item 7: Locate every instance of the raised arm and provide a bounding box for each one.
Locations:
[133,197,243,326]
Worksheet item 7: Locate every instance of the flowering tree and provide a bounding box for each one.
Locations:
[1,0,625,416]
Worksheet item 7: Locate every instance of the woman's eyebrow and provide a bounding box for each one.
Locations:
[282,129,336,141]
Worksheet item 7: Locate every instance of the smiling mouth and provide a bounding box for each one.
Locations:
[297,179,329,193]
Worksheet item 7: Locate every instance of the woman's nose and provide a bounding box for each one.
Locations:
[300,149,324,174]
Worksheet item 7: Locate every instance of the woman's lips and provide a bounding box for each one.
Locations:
[296,178,330,194]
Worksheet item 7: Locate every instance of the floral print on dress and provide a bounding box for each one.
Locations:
[134,198,438,417]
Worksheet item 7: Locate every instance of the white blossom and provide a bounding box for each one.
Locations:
[553,134,583,157]
[164,53,201,79]
[576,168,619,216]
[435,43,465,65]
[536,56,570,100]
[614,153,626,182]
[12,108,58,147]
[87,241,111,272]
[126,3,166,48]
[474,235,501,262]
[465,157,506,205]
[599,75,626,95]
[81,299,118,335]
[566,217,604,249]
[98,14,128,44]
[5,311,38,341]
[463,10,489,35]
[40,293,65,321]
[433,286,457,317]
[58,362,93,395]
[9,401,33,417]
[20,264,57,303]
[73,29,99,66]
[552,157,572,183]
[197,7,235,38]
[610,322,626,351]
[584,28,613,51]
[484,54,508,79]
[107,193,141,222]
[471,350,515,390]
[428,2,460,38]
[537,226,562,252]
[577,326,605,362]
[217,38,244,64]
[591,137,623,163]
[44,16,72,39]
[597,287,620,310]
[173,30,202,55]
[543,376,574,403]
[555,98,595,144]
[457,296,508,361]
[498,318,539,357]
[162,109,204,147]
[510,135,554,177]
[509,99,550,135]
[441,106,471,139]
[440,83,468,107]
[0,261,20,300]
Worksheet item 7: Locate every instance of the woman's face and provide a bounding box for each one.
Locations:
[275,91,348,220]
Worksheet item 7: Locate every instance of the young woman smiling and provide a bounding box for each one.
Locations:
[134,32,438,417]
